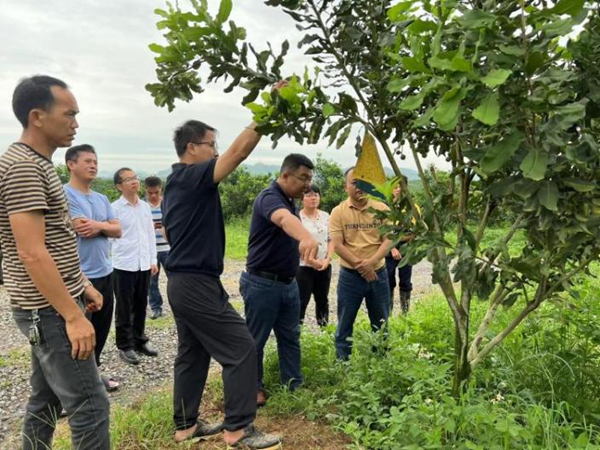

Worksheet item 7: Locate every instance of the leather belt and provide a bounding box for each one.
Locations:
[248,270,295,284]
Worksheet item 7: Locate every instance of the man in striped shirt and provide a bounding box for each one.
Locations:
[0,75,110,449]
[145,175,169,319]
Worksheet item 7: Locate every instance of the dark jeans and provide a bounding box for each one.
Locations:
[297,265,331,327]
[149,251,169,313]
[385,255,413,294]
[240,272,303,391]
[12,305,110,450]
[89,274,114,366]
[335,267,390,360]
[168,272,257,432]
[113,268,150,351]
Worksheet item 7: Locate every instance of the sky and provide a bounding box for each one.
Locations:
[0,0,448,176]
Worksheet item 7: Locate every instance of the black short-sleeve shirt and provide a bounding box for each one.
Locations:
[246,181,300,278]
[162,159,224,277]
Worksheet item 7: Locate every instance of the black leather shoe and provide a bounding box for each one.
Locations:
[135,342,158,357]
[119,349,140,365]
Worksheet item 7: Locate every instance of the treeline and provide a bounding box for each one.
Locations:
[55,154,348,221]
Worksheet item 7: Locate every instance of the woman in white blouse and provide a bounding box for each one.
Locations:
[298,184,334,327]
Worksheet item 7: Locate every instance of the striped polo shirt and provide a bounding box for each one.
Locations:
[149,203,170,253]
[0,143,85,309]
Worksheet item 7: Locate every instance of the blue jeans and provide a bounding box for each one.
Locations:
[149,251,169,313]
[240,272,303,391]
[335,267,390,360]
[12,305,110,450]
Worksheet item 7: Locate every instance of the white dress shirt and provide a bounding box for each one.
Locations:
[111,196,157,271]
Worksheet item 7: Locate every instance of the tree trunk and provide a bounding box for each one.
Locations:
[452,317,471,397]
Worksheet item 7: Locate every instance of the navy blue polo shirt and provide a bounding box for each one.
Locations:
[246,181,300,278]
[162,159,224,277]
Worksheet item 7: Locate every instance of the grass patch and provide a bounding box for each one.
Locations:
[145,314,175,330]
[53,374,348,449]
[225,217,250,260]
[0,345,30,369]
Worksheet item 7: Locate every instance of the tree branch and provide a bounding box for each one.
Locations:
[470,277,547,370]
[467,283,509,361]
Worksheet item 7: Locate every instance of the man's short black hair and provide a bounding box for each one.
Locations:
[173,120,217,157]
[144,176,162,188]
[114,167,133,185]
[344,166,355,180]
[65,144,96,171]
[12,75,68,128]
[305,183,321,195]
[280,153,314,174]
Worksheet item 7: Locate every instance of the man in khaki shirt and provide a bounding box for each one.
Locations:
[330,168,392,360]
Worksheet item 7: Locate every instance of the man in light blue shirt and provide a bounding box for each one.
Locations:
[64,144,122,391]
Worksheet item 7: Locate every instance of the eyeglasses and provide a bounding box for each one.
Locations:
[192,141,219,151]
[304,192,320,197]
[290,174,312,185]
[120,176,140,184]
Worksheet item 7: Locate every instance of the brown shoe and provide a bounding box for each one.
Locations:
[257,389,267,407]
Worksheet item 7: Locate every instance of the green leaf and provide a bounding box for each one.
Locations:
[480,69,512,88]
[428,55,454,71]
[521,149,549,181]
[546,0,585,17]
[216,0,233,24]
[538,181,559,211]
[472,93,500,126]
[563,178,596,192]
[387,77,408,93]
[399,91,426,111]
[402,57,429,73]
[433,87,466,130]
[387,1,413,21]
[451,56,472,72]
[480,132,524,174]
[322,103,335,118]
[460,10,496,29]
[149,43,166,54]
[526,52,547,76]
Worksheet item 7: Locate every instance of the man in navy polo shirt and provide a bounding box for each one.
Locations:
[162,113,284,448]
[240,153,319,406]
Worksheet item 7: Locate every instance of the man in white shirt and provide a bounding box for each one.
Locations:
[111,168,158,365]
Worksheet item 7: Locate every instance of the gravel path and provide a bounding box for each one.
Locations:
[0,258,432,447]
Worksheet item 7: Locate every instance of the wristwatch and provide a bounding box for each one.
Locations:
[83,279,92,289]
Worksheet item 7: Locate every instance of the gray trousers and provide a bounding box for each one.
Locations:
[12,304,110,450]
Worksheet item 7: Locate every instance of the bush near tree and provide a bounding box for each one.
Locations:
[147,0,600,397]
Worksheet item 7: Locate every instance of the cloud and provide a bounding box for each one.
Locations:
[0,0,449,174]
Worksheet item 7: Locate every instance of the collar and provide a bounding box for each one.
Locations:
[14,142,53,164]
[271,181,294,204]
[346,197,371,211]
[117,195,139,207]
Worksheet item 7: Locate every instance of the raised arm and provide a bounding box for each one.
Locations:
[213,123,261,183]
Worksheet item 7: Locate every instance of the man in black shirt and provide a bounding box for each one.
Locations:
[241,154,318,406]
[162,112,283,448]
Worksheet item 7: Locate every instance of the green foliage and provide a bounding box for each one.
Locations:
[147,0,600,393]
[312,153,346,213]
[219,166,273,220]
[260,288,600,449]
[225,216,250,260]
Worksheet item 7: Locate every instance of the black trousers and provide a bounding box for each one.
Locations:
[168,272,257,432]
[89,274,114,366]
[297,265,331,327]
[113,269,150,351]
